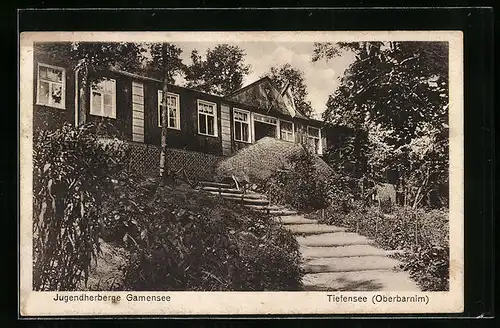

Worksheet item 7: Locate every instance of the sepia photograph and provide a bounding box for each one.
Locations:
[19,31,463,316]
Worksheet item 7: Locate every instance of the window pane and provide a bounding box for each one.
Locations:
[199,113,207,134]
[38,81,50,104]
[207,115,215,135]
[92,92,102,115]
[104,104,114,117]
[46,67,63,82]
[105,79,115,92]
[169,117,177,128]
[281,121,293,132]
[242,123,249,141]
[235,121,241,140]
[199,102,214,114]
[103,93,113,106]
[168,96,176,107]
[39,66,48,80]
[168,108,176,128]
[308,127,320,137]
[234,110,248,122]
[51,83,63,105]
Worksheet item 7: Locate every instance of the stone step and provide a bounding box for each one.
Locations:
[267,210,298,216]
[275,215,319,225]
[301,244,396,259]
[302,270,420,291]
[203,188,267,199]
[246,207,298,216]
[199,181,234,189]
[303,255,402,274]
[297,232,373,247]
[285,224,347,235]
[220,196,270,206]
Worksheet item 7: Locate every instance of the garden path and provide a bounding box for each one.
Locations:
[276,215,420,291]
[198,180,420,291]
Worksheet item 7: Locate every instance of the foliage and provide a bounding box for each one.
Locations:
[184,44,251,96]
[101,175,303,291]
[312,204,449,291]
[32,124,129,290]
[264,63,314,117]
[69,42,146,74]
[263,150,329,212]
[313,41,449,208]
[142,43,186,82]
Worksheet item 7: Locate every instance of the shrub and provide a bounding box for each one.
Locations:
[312,203,449,291]
[263,150,329,212]
[32,123,128,291]
[102,175,303,291]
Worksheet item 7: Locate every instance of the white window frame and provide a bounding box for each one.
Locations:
[157,90,181,130]
[90,78,116,119]
[233,108,251,143]
[253,113,278,126]
[36,63,66,109]
[280,119,295,142]
[197,99,218,137]
[307,126,323,155]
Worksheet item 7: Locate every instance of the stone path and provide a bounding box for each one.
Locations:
[275,215,420,291]
[198,180,420,292]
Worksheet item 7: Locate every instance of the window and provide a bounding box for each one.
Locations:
[90,78,116,118]
[197,100,218,137]
[307,126,322,155]
[280,120,294,142]
[253,113,278,125]
[158,90,180,129]
[37,63,66,109]
[233,108,251,143]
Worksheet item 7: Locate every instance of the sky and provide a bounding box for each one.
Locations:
[173,42,356,118]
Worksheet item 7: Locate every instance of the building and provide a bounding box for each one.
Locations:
[33,43,332,160]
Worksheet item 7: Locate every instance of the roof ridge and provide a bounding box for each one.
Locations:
[225,76,273,98]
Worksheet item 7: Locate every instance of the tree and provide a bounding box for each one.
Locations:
[153,43,185,182]
[264,63,314,117]
[184,44,251,96]
[70,42,145,125]
[142,43,185,82]
[313,41,449,208]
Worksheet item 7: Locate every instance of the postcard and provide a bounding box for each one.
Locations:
[19,30,463,316]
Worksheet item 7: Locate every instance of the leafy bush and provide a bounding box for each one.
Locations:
[263,150,329,212]
[311,204,449,291]
[32,124,128,291]
[101,175,303,291]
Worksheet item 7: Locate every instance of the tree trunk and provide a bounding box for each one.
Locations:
[412,166,431,209]
[159,43,169,183]
[78,61,89,126]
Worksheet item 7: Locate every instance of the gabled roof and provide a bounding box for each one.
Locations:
[225,77,309,120]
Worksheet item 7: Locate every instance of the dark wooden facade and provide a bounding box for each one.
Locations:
[33,45,330,157]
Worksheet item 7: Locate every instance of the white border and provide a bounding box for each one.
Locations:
[19,31,463,316]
